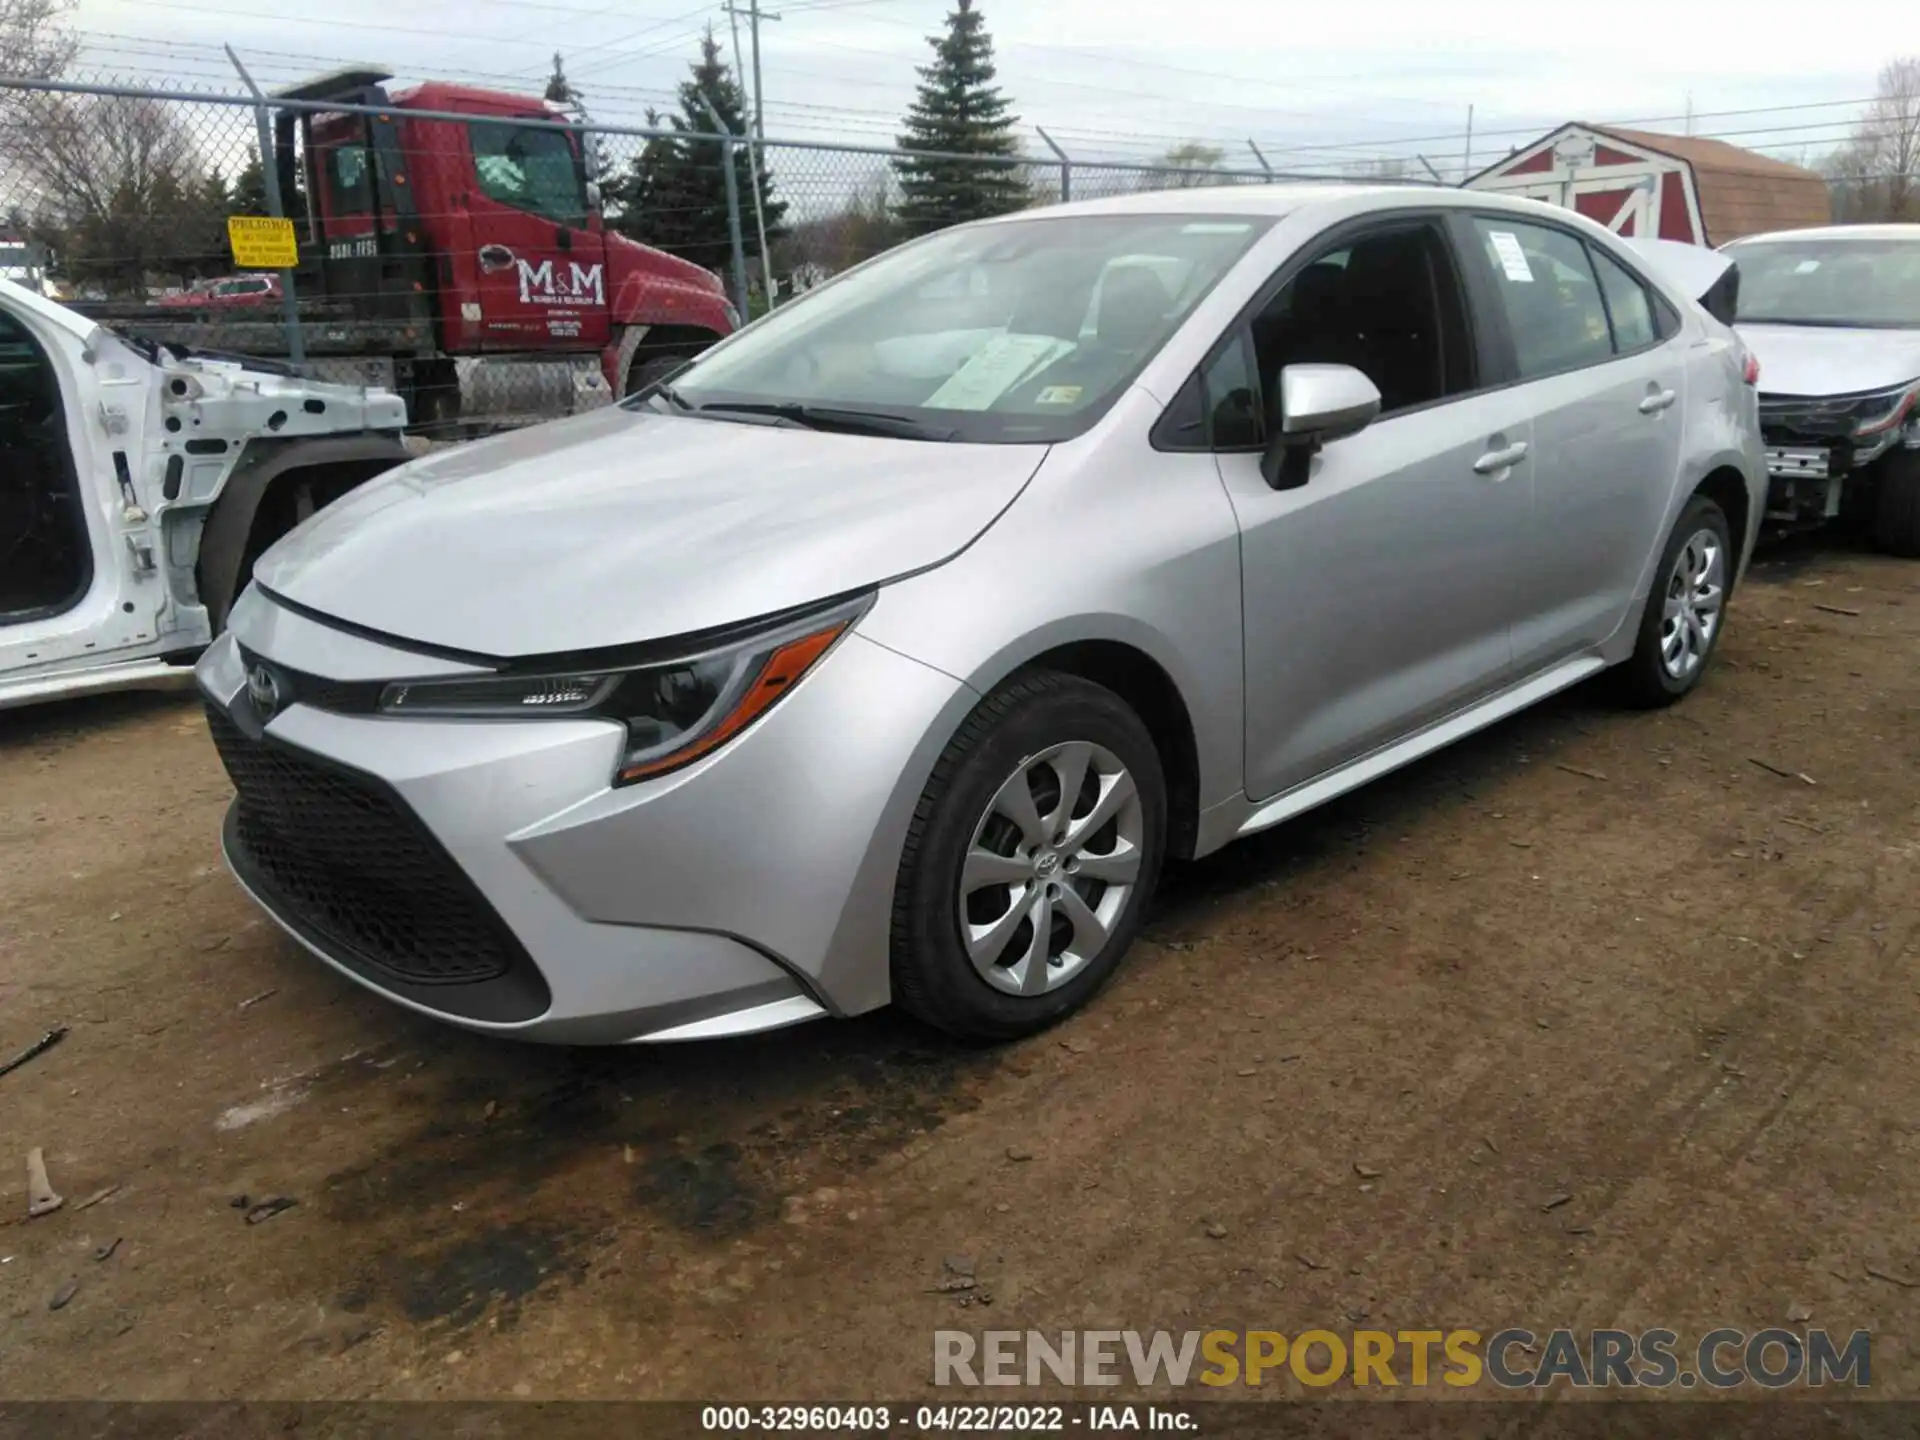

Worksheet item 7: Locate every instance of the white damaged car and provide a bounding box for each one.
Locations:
[1,277,409,710]
[1719,224,1920,555]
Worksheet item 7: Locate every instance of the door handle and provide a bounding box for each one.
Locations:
[1638,388,1677,414]
[477,243,517,273]
[1472,441,1529,476]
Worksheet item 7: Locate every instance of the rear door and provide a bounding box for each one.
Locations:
[467,119,609,352]
[1455,213,1687,671]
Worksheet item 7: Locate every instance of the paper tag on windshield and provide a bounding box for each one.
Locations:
[1795,258,1822,274]
[1488,230,1534,283]
[927,332,1073,410]
[1035,385,1082,405]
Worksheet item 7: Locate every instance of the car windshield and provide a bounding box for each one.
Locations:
[651,213,1272,443]
[1725,236,1920,327]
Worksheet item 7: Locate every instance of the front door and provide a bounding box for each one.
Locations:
[0,306,94,629]
[1456,214,1688,670]
[466,119,610,352]
[1217,218,1534,801]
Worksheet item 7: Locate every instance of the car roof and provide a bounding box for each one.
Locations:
[1728,223,1920,245]
[977,181,1618,229]
[0,275,99,344]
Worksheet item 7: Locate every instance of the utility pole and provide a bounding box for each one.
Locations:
[1461,103,1474,183]
[722,0,779,141]
[722,0,779,309]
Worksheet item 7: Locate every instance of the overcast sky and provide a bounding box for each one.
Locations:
[72,0,1890,177]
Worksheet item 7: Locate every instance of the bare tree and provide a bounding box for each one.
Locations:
[1824,57,1920,221]
[6,91,225,290]
[1,0,77,78]
[1156,141,1227,189]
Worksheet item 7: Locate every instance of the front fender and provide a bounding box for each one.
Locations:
[197,433,414,632]
[607,269,734,343]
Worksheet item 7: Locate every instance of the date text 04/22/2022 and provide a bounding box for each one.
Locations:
[700,1405,1194,1431]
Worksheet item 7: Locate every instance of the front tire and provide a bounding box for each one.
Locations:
[889,671,1167,1041]
[624,353,690,400]
[1872,448,1920,557]
[1614,494,1732,708]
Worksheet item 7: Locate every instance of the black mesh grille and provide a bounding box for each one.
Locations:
[207,705,525,987]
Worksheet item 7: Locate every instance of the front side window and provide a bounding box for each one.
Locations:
[471,125,588,228]
[1722,236,1920,328]
[1470,217,1614,378]
[1244,222,1473,422]
[656,213,1271,444]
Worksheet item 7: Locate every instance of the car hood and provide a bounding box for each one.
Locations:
[253,404,1047,659]
[1738,323,1920,398]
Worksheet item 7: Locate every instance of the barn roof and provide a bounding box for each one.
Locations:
[1592,127,1830,242]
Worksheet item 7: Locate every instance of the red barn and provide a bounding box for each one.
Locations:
[1466,122,1830,245]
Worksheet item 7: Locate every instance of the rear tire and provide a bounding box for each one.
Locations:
[889,671,1167,1042]
[1614,494,1732,708]
[1872,448,1920,557]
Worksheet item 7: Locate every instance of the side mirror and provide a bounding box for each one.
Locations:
[1259,363,1382,490]
[585,179,604,213]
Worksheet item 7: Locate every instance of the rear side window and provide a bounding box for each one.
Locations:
[1591,247,1660,352]
[1469,218,1613,379]
[325,145,372,216]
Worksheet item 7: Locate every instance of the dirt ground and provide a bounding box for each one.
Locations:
[2,537,1917,1403]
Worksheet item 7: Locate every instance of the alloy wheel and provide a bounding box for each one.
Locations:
[957,741,1145,997]
[1659,528,1725,681]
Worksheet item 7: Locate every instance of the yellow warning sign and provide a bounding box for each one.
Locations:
[226,215,297,270]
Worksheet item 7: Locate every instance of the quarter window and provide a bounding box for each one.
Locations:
[1590,246,1660,352]
[1201,333,1261,449]
[1470,218,1614,379]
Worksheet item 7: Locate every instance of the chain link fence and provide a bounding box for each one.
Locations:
[3,70,1337,435]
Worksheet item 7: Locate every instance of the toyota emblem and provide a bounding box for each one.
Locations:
[245,663,281,719]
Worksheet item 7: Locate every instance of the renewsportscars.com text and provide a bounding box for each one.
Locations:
[933,1327,1871,1390]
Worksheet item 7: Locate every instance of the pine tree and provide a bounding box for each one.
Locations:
[605,31,785,279]
[543,53,578,107]
[893,0,1029,234]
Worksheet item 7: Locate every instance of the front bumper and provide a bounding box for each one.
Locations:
[197,587,972,1043]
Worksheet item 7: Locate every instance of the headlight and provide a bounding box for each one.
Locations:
[377,594,869,785]
[1853,380,1920,437]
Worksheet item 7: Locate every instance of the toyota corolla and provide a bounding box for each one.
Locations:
[197,185,1765,1044]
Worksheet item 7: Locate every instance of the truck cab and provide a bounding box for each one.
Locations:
[276,69,736,421]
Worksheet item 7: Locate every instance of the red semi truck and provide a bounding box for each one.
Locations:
[86,69,737,430]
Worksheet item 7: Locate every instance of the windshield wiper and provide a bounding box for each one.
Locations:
[650,380,695,411]
[692,401,957,441]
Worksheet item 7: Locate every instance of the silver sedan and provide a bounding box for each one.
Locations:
[197,184,1766,1044]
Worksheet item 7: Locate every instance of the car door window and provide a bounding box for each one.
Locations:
[1469,217,1614,379]
[1589,246,1659,352]
[1247,223,1474,423]
[471,124,589,227]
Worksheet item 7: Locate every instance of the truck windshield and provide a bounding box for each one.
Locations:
[472,124,588,228]
[653,212,1271,444]
[1725,236,1920,327]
